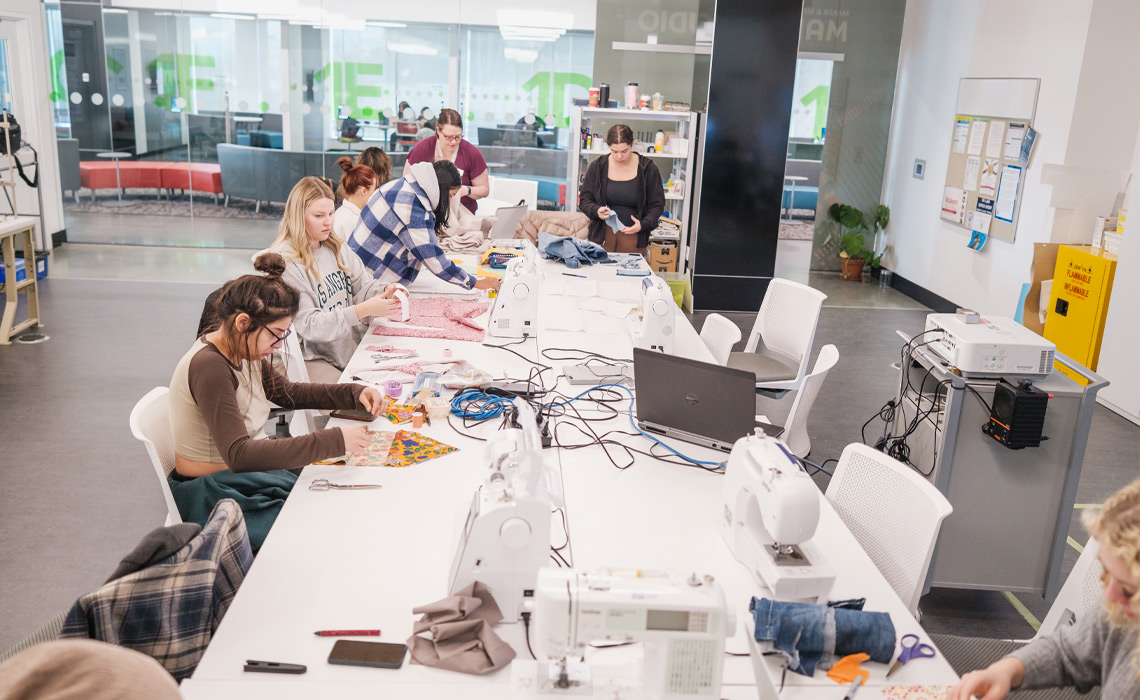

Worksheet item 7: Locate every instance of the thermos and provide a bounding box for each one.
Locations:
[624,82,638,110]
[598,83,610,109]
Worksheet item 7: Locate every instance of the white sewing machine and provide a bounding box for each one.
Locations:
[628,275,675,354]
[721,431,835,601]
[531,567,730,699]
[448,399,564,622]
[488,241,542,338]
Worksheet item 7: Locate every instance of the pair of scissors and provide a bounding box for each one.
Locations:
[886,634,936,677]
[308,479,383,491]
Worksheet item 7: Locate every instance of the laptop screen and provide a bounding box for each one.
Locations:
[633,348,759,447]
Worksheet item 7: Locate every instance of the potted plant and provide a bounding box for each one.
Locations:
[828,203,890,281]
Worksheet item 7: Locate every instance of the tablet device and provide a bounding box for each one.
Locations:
[328,640,407,669]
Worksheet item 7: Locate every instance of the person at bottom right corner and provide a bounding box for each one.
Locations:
[946,477,1140,700]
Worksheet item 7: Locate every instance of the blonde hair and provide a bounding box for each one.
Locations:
[1083,478,1140,673]
[272,177,349,283]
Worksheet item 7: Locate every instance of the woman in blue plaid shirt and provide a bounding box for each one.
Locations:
[347,160,499,293]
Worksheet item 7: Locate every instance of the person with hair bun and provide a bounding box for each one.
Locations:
[406,108,488,215]
[272,176,400,378]
[349,160,499,292]
[578,123,665,254]
[947,477,1140,700]
[335,147,391,206]
[168,252,386,550]
[333,156,378,243]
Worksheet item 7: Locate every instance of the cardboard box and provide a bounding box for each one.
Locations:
[648,242,678,272]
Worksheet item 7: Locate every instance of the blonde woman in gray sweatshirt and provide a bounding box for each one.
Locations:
[272,176,399,381]
[948,477,1140,700]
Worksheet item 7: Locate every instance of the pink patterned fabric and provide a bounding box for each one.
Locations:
[367,344,415,353]
[392,363,424,375]
[373,299,490,343]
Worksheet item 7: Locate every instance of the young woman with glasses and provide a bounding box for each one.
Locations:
[167,253,386,550]
[272,175,400,380]
[405,108,488,215]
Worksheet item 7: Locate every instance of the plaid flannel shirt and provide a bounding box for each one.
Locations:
[348,177,475,290]
[59,499,253,680]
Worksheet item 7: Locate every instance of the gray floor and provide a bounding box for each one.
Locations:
[1,232,1137,655]
[65,210,279,249]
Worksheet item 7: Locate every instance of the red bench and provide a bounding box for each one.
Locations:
[159,163,223,204]
[78,161,223,203]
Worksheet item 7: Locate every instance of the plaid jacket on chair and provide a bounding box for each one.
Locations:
[59,499,253,680]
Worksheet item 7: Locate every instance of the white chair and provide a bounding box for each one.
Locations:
[699,313,743,365]
[129,387,182,526]
[825,443,953,614]
[781,344,839,457]
[1036,537,1103,639]
[727,278,826,394]
[488,175,538,211]
[280,329,317,436]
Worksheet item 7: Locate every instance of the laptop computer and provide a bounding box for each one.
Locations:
[488,204,529,239]
[633,348,783,453]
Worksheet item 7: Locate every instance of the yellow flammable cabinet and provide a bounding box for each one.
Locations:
[1044,245,1117,382]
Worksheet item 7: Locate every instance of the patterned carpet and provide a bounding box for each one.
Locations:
[779,209,817,240]
[64,189,283,220]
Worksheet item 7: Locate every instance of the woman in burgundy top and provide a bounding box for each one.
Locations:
[406,108,488,215]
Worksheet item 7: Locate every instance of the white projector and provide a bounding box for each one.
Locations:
[924,313,1055,377]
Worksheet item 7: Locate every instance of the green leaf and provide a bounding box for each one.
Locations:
[875,204,890,231]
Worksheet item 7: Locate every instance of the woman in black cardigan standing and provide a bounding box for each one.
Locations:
[578,124,666,254]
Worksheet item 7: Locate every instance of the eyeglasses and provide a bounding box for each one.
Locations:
[439,132,463,143]
[264,325,293,347]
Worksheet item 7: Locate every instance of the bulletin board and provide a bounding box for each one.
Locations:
[940,78,1040,244]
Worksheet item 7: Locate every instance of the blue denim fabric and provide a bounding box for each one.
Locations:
[538,232,611,269]
[750,597,896,676]
[604,211,624,234]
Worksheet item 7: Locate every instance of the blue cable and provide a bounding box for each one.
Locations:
[552,383,726,469]
[450,388,512,420]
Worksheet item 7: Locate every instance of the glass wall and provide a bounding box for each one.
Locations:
[44,2,594,248]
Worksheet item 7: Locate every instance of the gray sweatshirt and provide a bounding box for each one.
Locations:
[1011,607,1139,698]
[278,241,387,369]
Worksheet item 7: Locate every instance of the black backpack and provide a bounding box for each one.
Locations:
[0,111,38,188]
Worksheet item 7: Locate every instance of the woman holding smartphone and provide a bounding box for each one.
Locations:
[168,253,386,550]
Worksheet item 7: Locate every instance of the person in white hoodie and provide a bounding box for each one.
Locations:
[272,176,400,381]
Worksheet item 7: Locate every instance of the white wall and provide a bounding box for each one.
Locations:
[0,1,64,243]
[882,0,1092,313]
[1095,130,1140,423]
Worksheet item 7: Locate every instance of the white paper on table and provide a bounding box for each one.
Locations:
[564,279,600,298]
[1005,122,1027,159]
[405,271,478,297]
[598,280,641,303]
[967,118,987,156]
[580,297,635,318]
[540,281,567,296]
[941,187,966,224]
[952,117,971,154]
[979,159,1000,197]
[541,311,584,332]
[963,156,981,192]
[994,164,1022,222]
[986,120,1006,157]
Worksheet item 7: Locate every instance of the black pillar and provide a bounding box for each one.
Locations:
[692,0,802,311]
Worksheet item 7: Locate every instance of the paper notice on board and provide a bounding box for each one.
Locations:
[995,165,1022,223]
[952,117,971,154]
[941,187,967,224]
[963,156,981,192]
[979,159,1000,198]
[967,119,987,156]
[986,121,1006,157]
[971,197,994,235]
[1018,126,1037,167]
[1005,122,1027,159]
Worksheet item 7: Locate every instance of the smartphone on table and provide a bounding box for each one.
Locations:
[330,409,376,422]
[327,640,407,669]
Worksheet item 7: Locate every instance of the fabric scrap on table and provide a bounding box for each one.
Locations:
[825,653,870,685]
[373,298,490,343]
[538,232,610,269]
[386,430,458,467]
[367,344,416,354]
[749,597,895,676]
[407,581,516,674]
[315,430,398,467]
